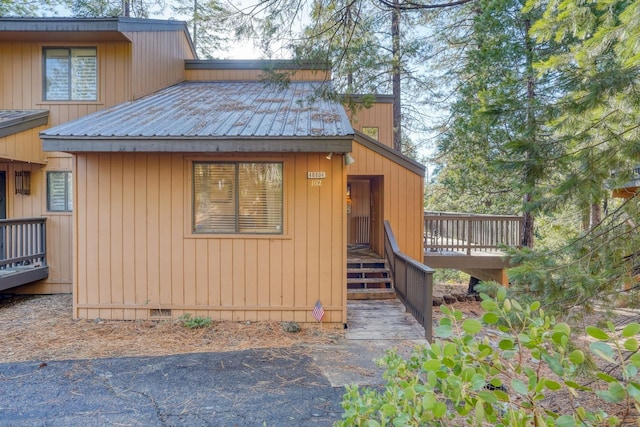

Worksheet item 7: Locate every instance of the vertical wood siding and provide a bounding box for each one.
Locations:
[125,31,194,99]
[0,156,74,293]
[348,102,394,148]
[185,69,331,82]
[0,126,47,164]
[74,152,346,323]
[0,39,134,293]
[0,41,132,125]
[347,142,424,262]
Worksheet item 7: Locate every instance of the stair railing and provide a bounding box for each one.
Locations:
[384,220,434,341]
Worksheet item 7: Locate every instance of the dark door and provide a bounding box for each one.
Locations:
[0,172,6,260]
[0,172,6,220]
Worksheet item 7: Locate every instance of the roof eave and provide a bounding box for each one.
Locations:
[0,110,49,138]
[353,131,425,177]
[41,136,353,154]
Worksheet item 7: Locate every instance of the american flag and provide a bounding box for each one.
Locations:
[312,300,325,322]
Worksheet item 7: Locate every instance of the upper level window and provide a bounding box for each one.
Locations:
[193,162,283,234]
[43,47,97,101]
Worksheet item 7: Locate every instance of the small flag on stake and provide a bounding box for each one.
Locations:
[312,300,325,322]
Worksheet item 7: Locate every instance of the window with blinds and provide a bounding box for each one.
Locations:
[193,162,283,234]
[47,171,73,212]
[44,48,97,101]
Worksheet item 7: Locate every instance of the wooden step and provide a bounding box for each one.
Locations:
[347,267,389,274]
[347,288,396,300]
[347,277,392,284]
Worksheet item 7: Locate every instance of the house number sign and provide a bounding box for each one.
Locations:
[308,171,325,187]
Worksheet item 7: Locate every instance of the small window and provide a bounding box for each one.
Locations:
[47,171,73,212]
[193,162,283,234]
[44,47,97,101]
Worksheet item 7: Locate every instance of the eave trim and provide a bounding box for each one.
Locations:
[185,59,330,71]
[0,111,49,138]
[353,131,425,177]
[41,136,353,153]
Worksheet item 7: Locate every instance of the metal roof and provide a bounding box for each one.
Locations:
[0,110,48,138]
[41,81,354,153]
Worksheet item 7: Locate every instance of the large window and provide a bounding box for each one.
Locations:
[43,47,97,101]
[47,171,73,212]
[193,162,283,234]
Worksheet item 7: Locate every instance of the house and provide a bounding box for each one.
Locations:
[0,17,427,326]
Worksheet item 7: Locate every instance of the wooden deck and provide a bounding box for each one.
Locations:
[0,218,48,292]
[423,212,522,284]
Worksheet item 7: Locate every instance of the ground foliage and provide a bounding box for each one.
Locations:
[338,290,640,426]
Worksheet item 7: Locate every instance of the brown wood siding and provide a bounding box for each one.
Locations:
[0,40,133,294]
[125,31,194,99]
[0,125,47,164]
[347,142,424,261]
[185,69,331,82]
[0,156,73,294]
[348,102,393,148]
[73,152,346,323]
[0,41,132,126]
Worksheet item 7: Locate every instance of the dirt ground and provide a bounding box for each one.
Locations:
[0,281,471,364]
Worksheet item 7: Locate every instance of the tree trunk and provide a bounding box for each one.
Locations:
[521,18,536,248]
[521,201,534,247]
[590,201,602,229]
[391,0,402,152]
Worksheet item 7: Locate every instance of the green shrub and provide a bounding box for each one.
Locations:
[179,313,212,329]
[337,288,640,426]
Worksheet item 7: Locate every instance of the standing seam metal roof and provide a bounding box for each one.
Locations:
[42,81,354,140]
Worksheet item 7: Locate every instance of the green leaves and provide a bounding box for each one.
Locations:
[338,294,640,427]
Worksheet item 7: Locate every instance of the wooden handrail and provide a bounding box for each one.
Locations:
[424,212,522,255]
[384,220,434,341]
[0,217,47,268]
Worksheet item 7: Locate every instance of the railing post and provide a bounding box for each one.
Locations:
[424,270,433,341]
[467,218,473,255]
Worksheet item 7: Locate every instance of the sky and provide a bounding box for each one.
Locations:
[52,1,267,59]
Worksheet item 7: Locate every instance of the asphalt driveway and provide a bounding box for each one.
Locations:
[0,348,345,427]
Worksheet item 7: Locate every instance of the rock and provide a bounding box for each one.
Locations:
[443,295,457,304]
[432,296,444,306]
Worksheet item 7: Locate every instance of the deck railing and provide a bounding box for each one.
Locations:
[0,218,48,291]
[384,220,434,341]
[424,211,523,255]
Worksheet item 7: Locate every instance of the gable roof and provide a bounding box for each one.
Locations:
[0,110,48,138]
[41,81,354,153]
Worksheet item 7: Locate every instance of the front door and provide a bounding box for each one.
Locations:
[347,179,371,246]
[0,172,6,220]
[0,172,6,260]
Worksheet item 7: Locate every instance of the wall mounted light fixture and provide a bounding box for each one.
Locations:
[326,152,333,160]
[15,171,30,195]
[344,153,355,165]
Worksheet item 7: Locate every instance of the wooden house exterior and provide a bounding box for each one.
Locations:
[0,17,196,293]
[2,18,427,326]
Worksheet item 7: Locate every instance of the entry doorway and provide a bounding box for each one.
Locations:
[347,176,384,256]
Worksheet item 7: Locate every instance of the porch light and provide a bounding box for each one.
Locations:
[344,153,355,165]
[15,171,30,195]
[326,152,333,160]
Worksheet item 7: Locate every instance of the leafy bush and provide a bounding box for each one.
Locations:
[179,313,212,329]
[337,288,640,426]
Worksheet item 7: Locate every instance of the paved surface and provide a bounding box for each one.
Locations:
[0,300,427,426]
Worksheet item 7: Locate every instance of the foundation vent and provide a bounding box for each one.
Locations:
[149,309,172,318]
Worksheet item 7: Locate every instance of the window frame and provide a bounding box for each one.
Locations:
[42,47,98,102]
[192,161,284,235]
[46,171,73,212]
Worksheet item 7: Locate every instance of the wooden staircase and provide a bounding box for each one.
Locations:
[347,256,395,300]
